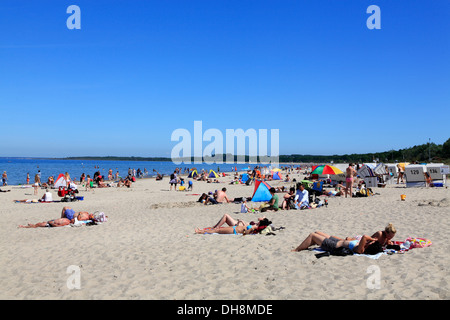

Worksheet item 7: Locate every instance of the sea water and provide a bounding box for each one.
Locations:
[0,158,254,186]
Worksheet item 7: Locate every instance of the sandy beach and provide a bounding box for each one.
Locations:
[0,170,448,300]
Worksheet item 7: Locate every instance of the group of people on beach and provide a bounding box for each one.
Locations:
[14,164,405,258]
[18,206,105,228]
[195,211,397,256]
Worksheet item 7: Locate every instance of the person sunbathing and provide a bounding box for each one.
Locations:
[291,231,378,254]
[370,223,397,246]
[19,208,108,228]
[211,213,267,229]
[195,218,272,235]
[61,206,93,222]
[19,218,71,228]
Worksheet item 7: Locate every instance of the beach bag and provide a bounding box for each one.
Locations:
[406,237,432,248]
[330,247,353,256]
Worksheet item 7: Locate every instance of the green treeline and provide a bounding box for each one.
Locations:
[63,138,450,164]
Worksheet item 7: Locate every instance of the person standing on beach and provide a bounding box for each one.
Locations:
[64,172,71,188]
[2,171,8,186]
[169,171,178,190]
[26,173,30,185]
[397,164,405,184]
[345,163,357,198]
[34,174,40,195]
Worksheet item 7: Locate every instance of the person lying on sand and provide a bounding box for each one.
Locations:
[210,213,267,229]
[19,209,108,228]
[371,223,397,246]
[19,218,71,228]
[61,206,94,222]
[291,231,378,254]
[291,223,397,254]
[195,218,272,235]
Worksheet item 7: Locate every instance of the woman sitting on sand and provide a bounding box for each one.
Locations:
[195,218,272,235]
[197,193,218,205]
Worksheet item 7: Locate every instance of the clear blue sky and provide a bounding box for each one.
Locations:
[1,0,449,158]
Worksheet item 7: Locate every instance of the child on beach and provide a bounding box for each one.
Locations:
[34,174,40,195]
[85,175,92,191]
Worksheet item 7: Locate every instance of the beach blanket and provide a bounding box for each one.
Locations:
[14,200,61,203]
[312,248,387,260]
[312,237,431,259]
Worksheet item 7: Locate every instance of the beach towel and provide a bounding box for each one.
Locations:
[313,248,387,260]
[312,237,431,259]
[197,227,237,235]
[14,200,61,204]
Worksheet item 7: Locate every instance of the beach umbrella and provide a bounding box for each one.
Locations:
[311,165,343,175]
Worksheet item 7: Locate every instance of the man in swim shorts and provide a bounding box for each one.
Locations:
[61,206,92,222]
[320,236,341,252]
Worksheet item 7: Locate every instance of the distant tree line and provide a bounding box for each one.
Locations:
[63,138,450,164]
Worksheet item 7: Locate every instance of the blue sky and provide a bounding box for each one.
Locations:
[0,0,449,158]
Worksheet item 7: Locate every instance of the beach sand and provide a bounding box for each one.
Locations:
[0,171,449,300]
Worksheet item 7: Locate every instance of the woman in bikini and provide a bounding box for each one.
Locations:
[345,163,357,198]
[195,218,271,235]
[370,223,397,246]
[291,231,377,254]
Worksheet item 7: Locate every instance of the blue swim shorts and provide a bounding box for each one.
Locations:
[64,208,76,220]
